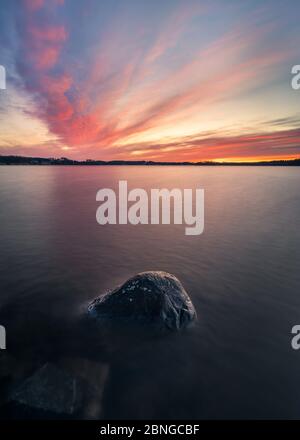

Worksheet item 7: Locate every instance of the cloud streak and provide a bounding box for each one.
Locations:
[102,124,300,162]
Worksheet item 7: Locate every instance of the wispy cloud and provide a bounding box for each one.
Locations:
[111,125,300,162]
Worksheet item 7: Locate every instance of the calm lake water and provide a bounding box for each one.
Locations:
[0,165,300,419]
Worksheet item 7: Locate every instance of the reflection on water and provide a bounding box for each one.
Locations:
[0,166,300,419]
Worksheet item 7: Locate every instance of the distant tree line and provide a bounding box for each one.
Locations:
[0,155,299,166]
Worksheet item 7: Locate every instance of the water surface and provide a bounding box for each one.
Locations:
[0,166,300,419]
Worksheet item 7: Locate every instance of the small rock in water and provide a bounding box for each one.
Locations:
[10,363,82,416]
[87,271,196,331]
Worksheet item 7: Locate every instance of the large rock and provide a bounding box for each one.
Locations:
[87,271,196,331]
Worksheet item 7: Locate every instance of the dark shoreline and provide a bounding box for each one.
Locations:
[1,155,300,166]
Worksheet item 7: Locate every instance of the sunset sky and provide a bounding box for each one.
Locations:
[0,0,299,162]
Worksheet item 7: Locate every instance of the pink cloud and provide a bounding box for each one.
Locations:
[28,25,67,43]
[23,0,44,11]
[31,47,60,70]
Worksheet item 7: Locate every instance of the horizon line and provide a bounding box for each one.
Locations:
[1,154,300,166]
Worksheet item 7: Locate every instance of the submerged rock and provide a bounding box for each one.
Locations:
[10,363,82,416]
[87,271,196,331]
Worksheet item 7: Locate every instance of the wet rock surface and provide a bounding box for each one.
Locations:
[87,271,196,331]
[9,363,83,417]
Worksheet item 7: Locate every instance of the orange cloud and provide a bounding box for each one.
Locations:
[117,127,300,162]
